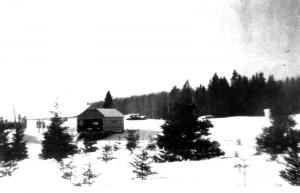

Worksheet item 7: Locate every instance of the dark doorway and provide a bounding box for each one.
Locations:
[78,119,103,133]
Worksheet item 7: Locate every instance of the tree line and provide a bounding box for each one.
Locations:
[91,70,300,118]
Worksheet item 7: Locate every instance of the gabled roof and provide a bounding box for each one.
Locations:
[96,108,124,118]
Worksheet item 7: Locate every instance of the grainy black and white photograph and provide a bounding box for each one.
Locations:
[0,0,300,192]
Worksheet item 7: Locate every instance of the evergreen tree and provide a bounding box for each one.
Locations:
[156,92,169,119]
[230,70,239,86]
[40,107,77,161]
[280,148,300,186]
[247,72,266,115]
[240,76,250,115]
[256,96,300,155]
[283,77,300,114]
[126,130,139,153]
[230,70,247,116]
[207,73,220,116]
[100,144,115,162]
[89,73,300,119]
[82,162,98,186]
[11,120,28,161]
[207,74,230,117]
[218,77,230,116]
[194,85,208,116]
[0,118,11,162]
[265,75,281,109]
[103,91,114,108]
[169,86,181,114]
[130,148,155,180]
[59,158,75,182]
[157,81,224,161]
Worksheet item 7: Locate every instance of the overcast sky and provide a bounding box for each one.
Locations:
[0,0,299,119]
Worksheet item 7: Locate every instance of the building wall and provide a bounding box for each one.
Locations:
[103,117,124,133]
[25,117,78,136]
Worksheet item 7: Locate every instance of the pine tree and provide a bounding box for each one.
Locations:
[82,162,98,186]
[283,77,300,114]
[0,118,11,162]
[169,86,181,117]
[280,148,300,186]
[194,85,208,116]
[207,73,220,116]
[230,70,239,87]
[40,105,77,161]
[59,158,75,182]
[230,70,245,116]
[130,148,155,180]
[157,81,224,161]
[126,130,139,153]
[265,75,281,109]
[247,72,266,115]
[103,91,114,108]
[256,96,300,155]
[207,74,230,117]
[100,144,115,162]
[218,77,230,116]
[11,119,28,161]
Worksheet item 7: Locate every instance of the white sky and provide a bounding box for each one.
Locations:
[0,0,299,119]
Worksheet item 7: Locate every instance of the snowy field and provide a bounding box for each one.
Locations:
[1,114,300,193]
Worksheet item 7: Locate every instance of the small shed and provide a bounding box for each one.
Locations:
[77,108,124,134]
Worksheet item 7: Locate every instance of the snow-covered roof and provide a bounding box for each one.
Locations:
[96,108,124,117]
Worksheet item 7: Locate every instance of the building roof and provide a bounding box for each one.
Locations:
[96,108,124,118]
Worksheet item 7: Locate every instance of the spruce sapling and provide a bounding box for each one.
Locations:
[82,162,98,187]
[59,157,75,183]
[100,144,115,162]
[11,120,28,161]
[130,148,156,180]
[126,130,139,153]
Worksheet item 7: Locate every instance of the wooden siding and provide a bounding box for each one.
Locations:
[77,108,124,133]
[103,117,124,133]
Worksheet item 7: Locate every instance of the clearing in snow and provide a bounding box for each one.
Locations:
[1,114,300,193]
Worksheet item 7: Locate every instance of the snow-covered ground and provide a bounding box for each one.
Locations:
[1,114,300,193]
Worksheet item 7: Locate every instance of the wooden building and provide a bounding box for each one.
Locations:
[77,108,124,134]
